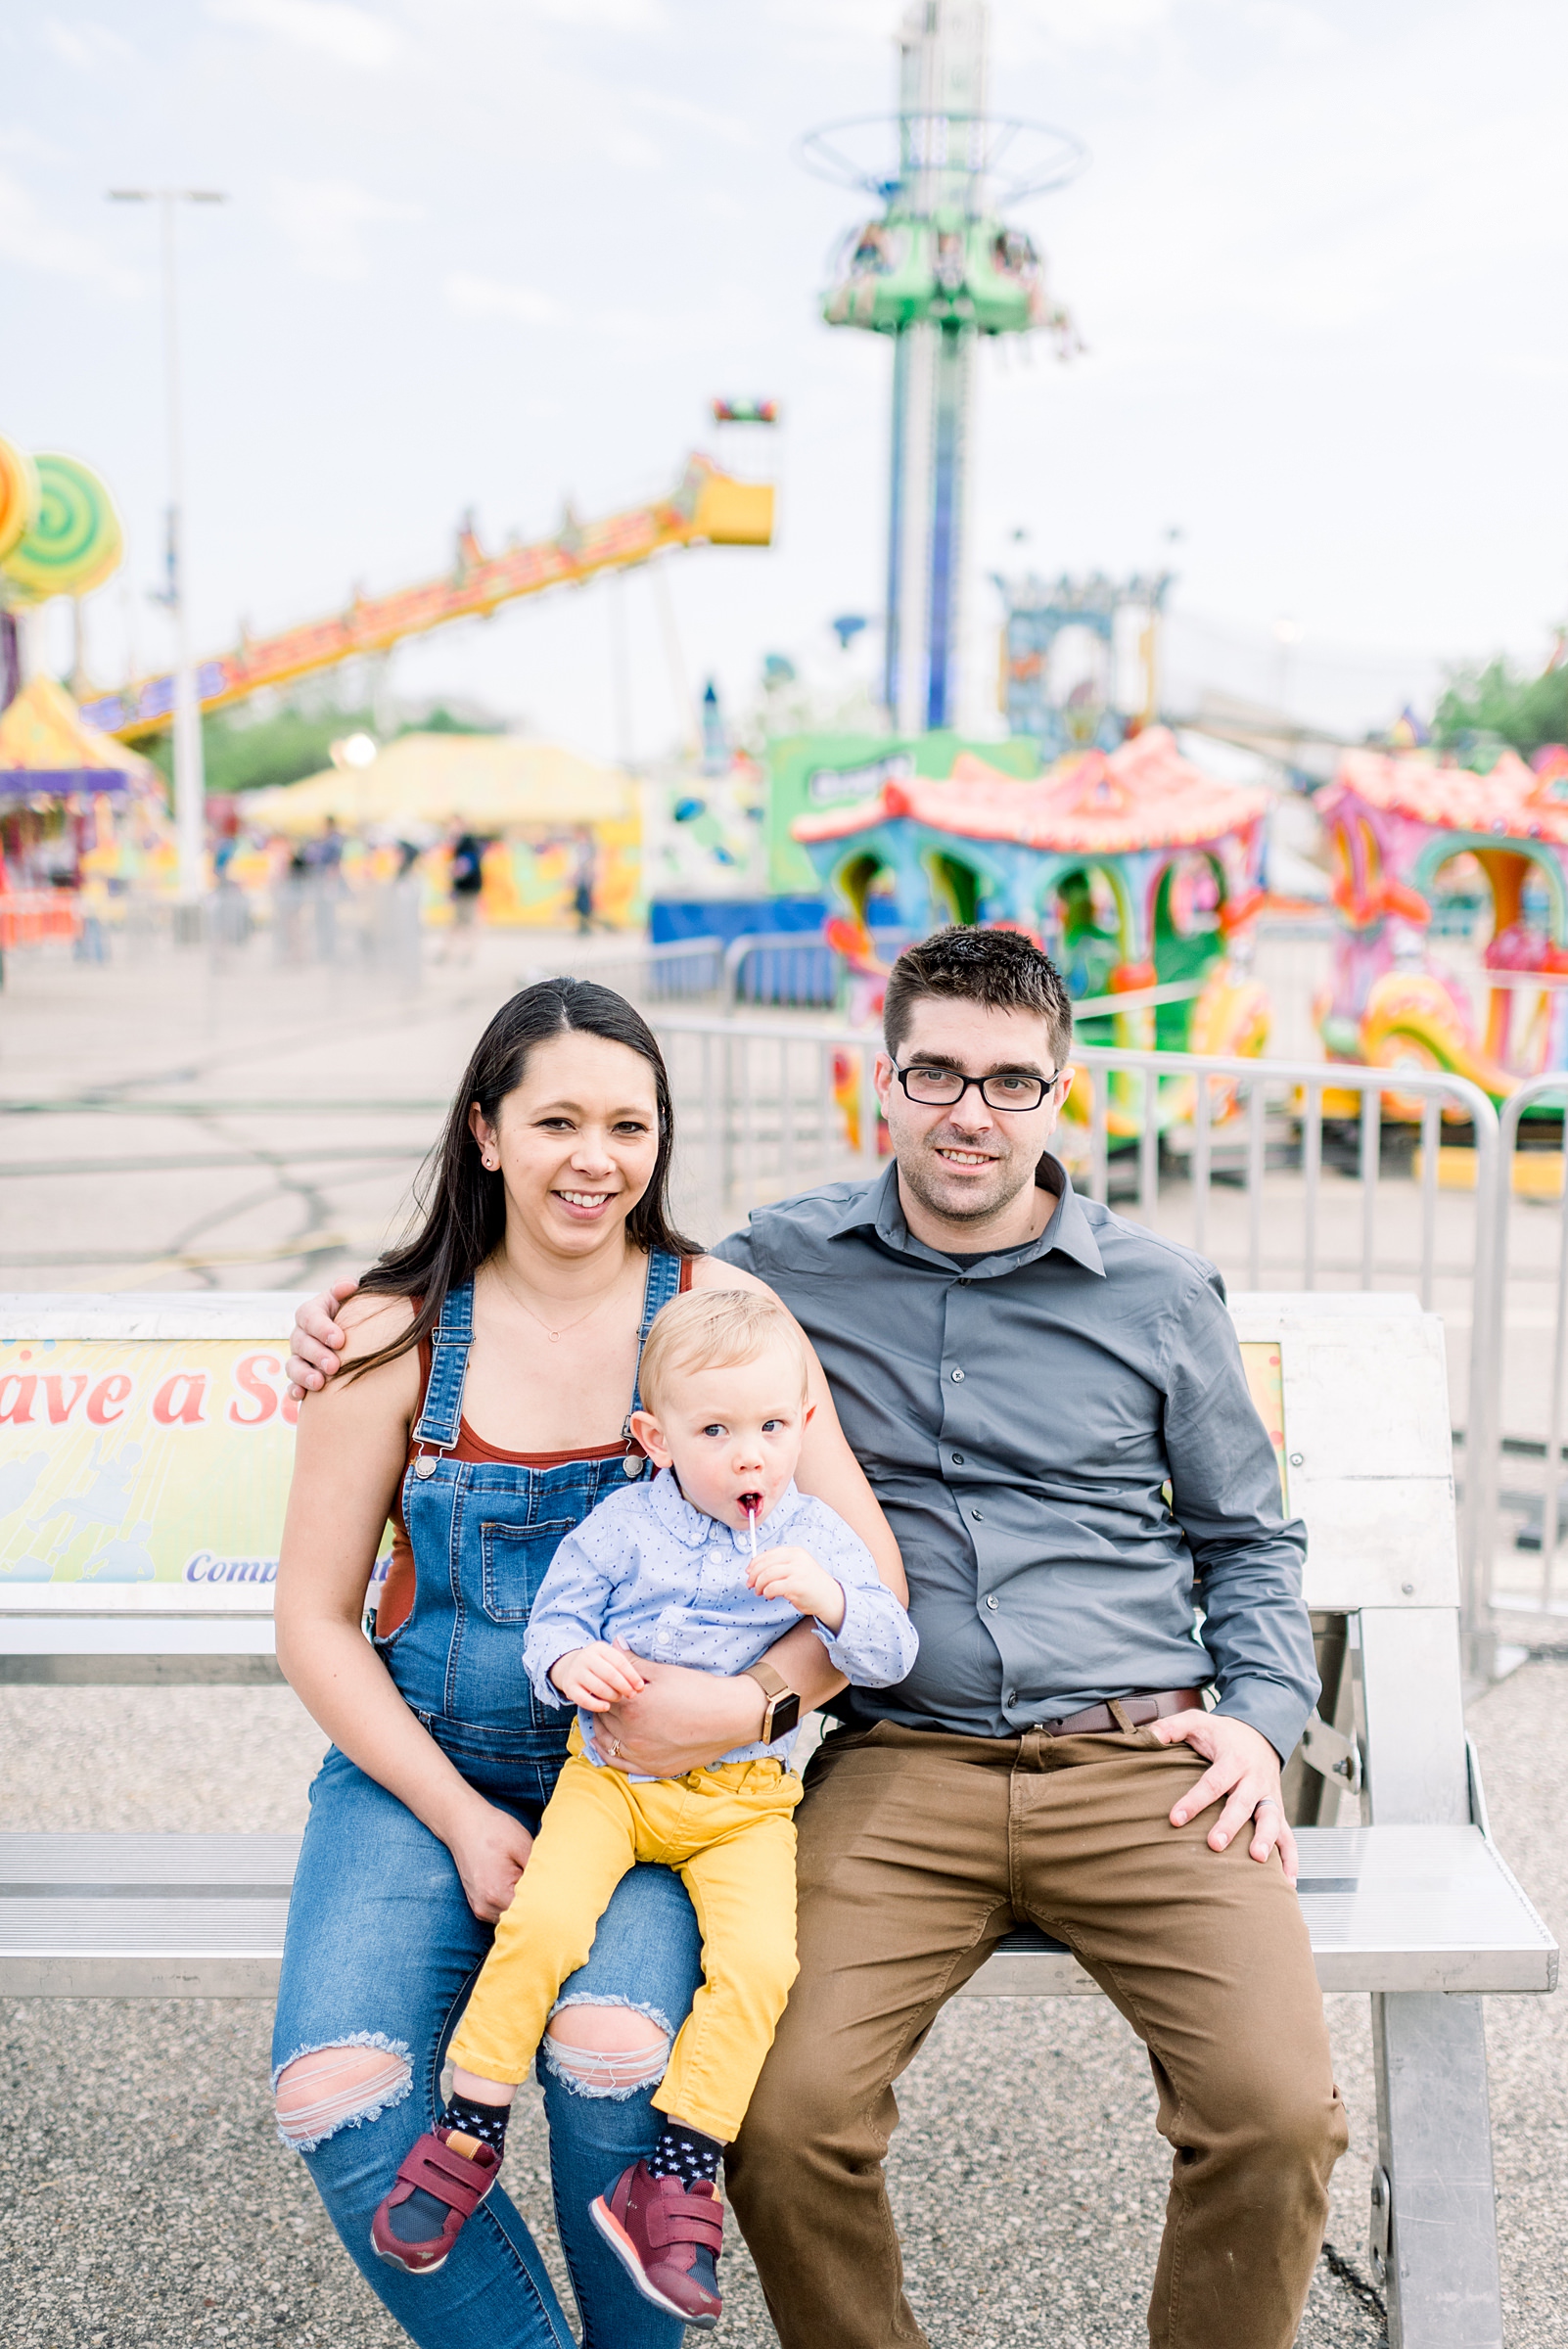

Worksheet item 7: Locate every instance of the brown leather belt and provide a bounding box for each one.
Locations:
[1037,1687,1203,1738]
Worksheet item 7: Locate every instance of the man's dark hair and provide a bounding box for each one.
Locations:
[883,926,1074,1067]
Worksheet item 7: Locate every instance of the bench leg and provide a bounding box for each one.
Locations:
[1371,1991,1502,2349]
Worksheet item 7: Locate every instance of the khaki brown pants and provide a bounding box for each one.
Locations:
[727,1719,1347,2349]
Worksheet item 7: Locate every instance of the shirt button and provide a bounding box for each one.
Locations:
[1005,1689,1017,1706]
[951,1451,964,1465]
[950,1367,965,1383]
[971,1507,984,1521]
[985,1594,998,1611]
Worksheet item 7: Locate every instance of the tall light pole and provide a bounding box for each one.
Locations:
[109,187,226,910]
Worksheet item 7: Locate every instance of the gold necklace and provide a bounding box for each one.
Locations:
[488,1255,630,1343]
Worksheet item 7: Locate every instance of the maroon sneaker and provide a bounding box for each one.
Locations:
[370,2128,500,2275]
[589,2159,724,2328]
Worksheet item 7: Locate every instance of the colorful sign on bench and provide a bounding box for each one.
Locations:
[0,1338,299,1587]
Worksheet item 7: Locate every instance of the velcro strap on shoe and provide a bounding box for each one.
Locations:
[646,2191,724,2254]
[395,2134,496,2217]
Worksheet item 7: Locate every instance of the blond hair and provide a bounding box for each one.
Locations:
[636,1287,809,1419]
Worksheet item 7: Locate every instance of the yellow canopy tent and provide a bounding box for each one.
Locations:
[0,675,161,800]
[243,732,643,928]
[244,733,634,836]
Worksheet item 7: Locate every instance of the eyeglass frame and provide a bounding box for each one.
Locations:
[889,1060,1067,1113]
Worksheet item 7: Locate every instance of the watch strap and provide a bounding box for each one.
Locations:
[743,1659,796,1742]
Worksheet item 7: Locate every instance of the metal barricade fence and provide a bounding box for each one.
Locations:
[650,1010,1502,1667]
[1495,1075,1568,1623]
[529,935,725,1005]
[723,931,837,1010]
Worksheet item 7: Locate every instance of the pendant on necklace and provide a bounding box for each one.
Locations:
[549,1329,559,1341]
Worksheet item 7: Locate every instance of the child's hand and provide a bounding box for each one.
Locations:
[746,1544,846,1633]
[550,1642,649,1711]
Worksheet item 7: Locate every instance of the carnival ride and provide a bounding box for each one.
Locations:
[1317,745,1568,1110]
[805,0,1084,736]
[79,454,773,744]
[793,726,1272,1150]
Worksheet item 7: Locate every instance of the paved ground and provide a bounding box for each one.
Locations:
[3,1654,1564,2348]
[0,925,615,1296]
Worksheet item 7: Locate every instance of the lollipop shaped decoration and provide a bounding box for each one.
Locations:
[0,452,123,605]
[0,435,39,574]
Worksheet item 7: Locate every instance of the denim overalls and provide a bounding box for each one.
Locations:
[378,1253,682,1804]
[272,1251,701,2349]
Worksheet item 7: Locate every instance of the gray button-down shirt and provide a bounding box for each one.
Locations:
[711,1156,1316,1762]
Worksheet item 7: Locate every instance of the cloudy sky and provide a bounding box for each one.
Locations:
[4,0,1566,758]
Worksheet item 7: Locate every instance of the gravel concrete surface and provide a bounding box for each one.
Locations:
[3,1660,1562,2348]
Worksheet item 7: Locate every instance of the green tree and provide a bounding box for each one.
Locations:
[145,702,500,797]
[1434,658,1568,762]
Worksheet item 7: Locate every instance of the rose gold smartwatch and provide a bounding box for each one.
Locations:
[743,1659,802,1743]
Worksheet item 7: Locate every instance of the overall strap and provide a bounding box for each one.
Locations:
[412,1279,475,1459]
[629,1249,684,1417]
[618,1251,685,1475]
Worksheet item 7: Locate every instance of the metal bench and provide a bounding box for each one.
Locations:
[0,1290,1553,2347]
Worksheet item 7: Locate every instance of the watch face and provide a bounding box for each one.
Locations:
[769,1692,802,1741]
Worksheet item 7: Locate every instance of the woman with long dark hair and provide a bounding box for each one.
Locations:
[268,978,899,2349]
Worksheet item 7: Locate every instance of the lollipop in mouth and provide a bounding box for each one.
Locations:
[740,1493,762,1557]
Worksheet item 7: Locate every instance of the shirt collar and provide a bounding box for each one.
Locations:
[645,1464,804,1547]
[826,1154,1105,1280]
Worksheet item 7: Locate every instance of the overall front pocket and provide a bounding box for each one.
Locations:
[479,1518,578,1624]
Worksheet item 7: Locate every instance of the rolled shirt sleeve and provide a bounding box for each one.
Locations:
[787,1497,920,1688]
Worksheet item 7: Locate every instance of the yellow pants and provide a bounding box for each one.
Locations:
[447,1729,804,2145]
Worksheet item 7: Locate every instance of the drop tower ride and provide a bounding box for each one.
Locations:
[806,2,1084,736]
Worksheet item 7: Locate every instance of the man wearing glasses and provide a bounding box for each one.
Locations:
[703,925,1340,2349]
[287,926,1340,2349]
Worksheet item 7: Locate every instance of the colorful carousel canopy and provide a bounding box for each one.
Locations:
[793,726,1268,857]
[242,732,635,838]
[1321,747,1568,847]
[0,675,156,805]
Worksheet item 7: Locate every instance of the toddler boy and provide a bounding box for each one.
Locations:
[371,1287,917,2327]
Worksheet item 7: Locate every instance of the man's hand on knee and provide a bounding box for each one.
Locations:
[1151,1711,1298,1885]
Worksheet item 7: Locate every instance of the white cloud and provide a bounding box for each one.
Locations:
[208,0,406,69]
[269,177,420,278]
[627,91,751,148]
[0,165,135,290]
[1013,0,1173,44]
[529,0,666,27]
[39,20,137,71]
[445,271,561,325]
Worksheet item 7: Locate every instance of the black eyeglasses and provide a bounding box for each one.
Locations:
[892,1062,1063,1112]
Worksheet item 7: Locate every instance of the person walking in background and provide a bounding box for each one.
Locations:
[573,828,608,935]
[444,827,485,964]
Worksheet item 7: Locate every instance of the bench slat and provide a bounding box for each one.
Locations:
[0,1826,1553,2001]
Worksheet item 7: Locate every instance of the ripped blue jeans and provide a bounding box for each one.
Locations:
[271,1744,703,2349]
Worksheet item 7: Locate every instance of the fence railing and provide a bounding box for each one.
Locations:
[723,930,837,1010]
[650,1010,1503,1669]
[1496,1076,1568,1621]
[528,935,725,1003]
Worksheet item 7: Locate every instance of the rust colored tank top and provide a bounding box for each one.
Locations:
[376,1258,695,1637]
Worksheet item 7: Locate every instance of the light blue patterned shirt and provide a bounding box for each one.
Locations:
[523,1467,919,1769]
